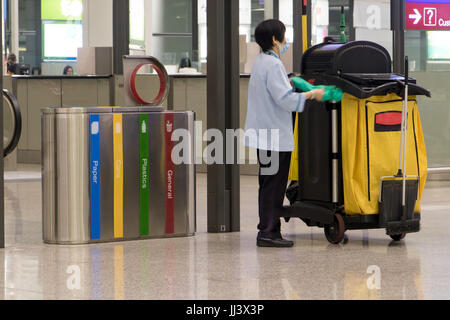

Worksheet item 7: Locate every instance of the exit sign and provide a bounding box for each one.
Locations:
[406,1,450,30]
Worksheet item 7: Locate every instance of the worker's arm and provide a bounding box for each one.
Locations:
[267,63,323,112]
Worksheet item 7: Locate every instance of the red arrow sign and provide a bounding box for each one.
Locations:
[406,2,450,30]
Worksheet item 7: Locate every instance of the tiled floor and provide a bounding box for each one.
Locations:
[1,165,450,300]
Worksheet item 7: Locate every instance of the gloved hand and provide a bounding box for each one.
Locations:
[307,89,325,101]
[292,77,344,102]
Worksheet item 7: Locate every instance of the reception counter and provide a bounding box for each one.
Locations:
[9,75,113,163]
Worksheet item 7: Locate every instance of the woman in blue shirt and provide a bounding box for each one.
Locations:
[245,19,324,248]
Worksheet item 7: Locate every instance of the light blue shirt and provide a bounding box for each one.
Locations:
[244,51,306,152]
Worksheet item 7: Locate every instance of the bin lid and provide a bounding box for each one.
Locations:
[42,107,114,115]
[113,106,164,113]
[42,106,165,115]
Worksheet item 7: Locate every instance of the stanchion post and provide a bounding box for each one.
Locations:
[392,0,405,75]
[206,0,240,233]
[113,0,130,75]
[0,1,4,249]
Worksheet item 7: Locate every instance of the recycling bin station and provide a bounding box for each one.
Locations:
[42,106,196,245]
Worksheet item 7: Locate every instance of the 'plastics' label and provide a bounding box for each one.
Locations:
[140,114,150,236]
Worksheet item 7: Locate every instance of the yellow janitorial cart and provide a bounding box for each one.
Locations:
[284,41,430,244]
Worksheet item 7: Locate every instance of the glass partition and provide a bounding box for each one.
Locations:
[352,0,392,57]
[17,0,42,74]
[406,29,450,168]
[130,0,145,52]
[151,0,194,73]
[310,0,391,52]
[40,0,82,75]
[279,0,294,43]
[198,0,276,73]
[2,0,82,76]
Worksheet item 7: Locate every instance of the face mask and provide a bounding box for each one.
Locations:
[280,42,290,54]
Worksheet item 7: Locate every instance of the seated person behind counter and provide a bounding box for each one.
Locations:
[6,53,31,75]
[63,65,74,76]
[178,57,200,74]
[6,53,19,75]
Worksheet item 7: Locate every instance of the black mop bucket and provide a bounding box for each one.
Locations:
[378,57,420,237]
[379,178,420,235]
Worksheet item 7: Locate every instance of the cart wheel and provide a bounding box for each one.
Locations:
[325,214,346,244]
[390,233,406,241]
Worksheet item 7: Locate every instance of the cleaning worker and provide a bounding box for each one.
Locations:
[245,19,325,248]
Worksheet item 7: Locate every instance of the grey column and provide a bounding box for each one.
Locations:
[36,1,43,68]
[1,2,4,249]
[391,0,405,74]
[420,31,427,72]
[192,0,199,54]
[274,0,280,20]
[206,0,240,233]
[349,0,356,41]
[293,0,307,74]
[307,0,312,47]
[113,0,130,75]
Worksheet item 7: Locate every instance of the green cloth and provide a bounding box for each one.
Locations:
[292,77,344,102]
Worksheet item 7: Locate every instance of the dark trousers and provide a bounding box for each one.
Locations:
[257,150,292,239]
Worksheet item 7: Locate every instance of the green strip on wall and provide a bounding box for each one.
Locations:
[139,114,150,236]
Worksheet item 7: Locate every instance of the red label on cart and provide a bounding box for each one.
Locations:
[165,113,175,235]
[376,112,402,126]
[406,2,450,30]
[375,111,403,132]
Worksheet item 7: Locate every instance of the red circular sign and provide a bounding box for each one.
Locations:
[130,62,168,105]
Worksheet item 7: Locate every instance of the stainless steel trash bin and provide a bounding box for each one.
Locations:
[42,107,196,245]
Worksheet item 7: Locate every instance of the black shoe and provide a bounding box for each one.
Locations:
[257,237,294,248]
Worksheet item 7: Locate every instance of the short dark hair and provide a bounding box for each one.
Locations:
[63,65,73,75]
[8,53,17,63]
[179,57,192,69]
[255,19,286,52]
